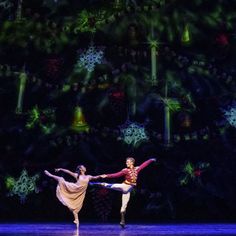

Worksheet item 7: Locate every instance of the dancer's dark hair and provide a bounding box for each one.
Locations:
[75,165,83,178]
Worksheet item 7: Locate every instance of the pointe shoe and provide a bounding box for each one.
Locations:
[73,220,79,227]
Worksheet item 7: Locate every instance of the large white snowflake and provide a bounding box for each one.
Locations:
[119,121,149,147]
[7,170,39,203]
[77,46,104,72]
[222,102,236,128]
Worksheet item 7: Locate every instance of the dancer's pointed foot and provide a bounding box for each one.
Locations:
[73,220,79,227]
[120,211,125,229]
[44,170,51,177]
[89,182,107,187]
[119,222,125,229]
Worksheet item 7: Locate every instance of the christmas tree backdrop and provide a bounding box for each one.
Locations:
[0,0,236,222]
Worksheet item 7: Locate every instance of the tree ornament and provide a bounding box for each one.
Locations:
[149,39,158,86]
[71,106,89,132]
[16,72,27,114]
[221,101,236,128]
[76,46,104,72]
[181,24,190,44]
[119,120,149,147]
[6,170,39,203]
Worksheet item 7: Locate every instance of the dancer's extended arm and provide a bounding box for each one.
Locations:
[137,158,156,173]
[89,175,102,181]
[55,168,78,179]
[102,169,126,179]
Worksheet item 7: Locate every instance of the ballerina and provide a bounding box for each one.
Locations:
[44,165,101,228]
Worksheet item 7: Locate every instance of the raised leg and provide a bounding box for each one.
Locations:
[90,182,132,193]
[44,170,62,182]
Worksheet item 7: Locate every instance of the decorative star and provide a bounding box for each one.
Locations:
[221,101,236,128]
[76,46,104,72]
[6,170,39,203]
[119,120,149,147]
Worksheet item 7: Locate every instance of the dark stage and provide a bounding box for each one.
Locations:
[1,223,236,236]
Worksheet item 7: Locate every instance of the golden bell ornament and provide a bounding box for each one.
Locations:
[71,106,89,132]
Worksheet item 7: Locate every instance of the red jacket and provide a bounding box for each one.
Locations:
[106,159,154,186]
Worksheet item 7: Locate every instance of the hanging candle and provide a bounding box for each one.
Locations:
[16,72,27,114]
[181,24,190,44]
[71,106,89,132]
[150,40,158,86]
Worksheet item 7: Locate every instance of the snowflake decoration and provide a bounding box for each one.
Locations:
[221,102,236,128]
[6,170,39,203]
[119,121,149,147]
[76,46,104,72]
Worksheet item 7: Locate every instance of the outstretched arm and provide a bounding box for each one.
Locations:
[137,158,156,173]
[55,168,78,179]
[101,169,126,179]
[89,175,101,181]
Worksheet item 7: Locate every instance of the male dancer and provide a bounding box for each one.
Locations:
[95,157,156,227]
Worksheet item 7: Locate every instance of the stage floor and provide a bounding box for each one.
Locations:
[0,223,236,236]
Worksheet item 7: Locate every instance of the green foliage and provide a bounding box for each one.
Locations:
[5,176,15,190]
[26,106,56,134]
[180,161,210,186]
[165,98,181,112]
[26,106,40,129]
[184,162,194,177]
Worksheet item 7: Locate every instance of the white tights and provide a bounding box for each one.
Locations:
[102,183,133,213]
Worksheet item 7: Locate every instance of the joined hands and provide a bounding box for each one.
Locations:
[100,174,107,178]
